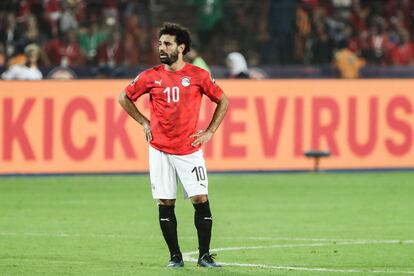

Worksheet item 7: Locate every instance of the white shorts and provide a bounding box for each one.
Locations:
[148,145,209,199]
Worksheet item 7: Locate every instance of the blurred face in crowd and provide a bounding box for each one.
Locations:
[399,31,409,45]
[185,49,198,63]
[158,34,183,65]
[88,23,99,35]
[26,48,39,65]
[62,29,76,44]
[109,31,121,44]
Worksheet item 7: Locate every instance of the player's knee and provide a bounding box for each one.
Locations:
[191,194,208,204]
[158,199,176,206]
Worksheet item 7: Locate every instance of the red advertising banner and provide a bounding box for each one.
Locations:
[0,80,413,174]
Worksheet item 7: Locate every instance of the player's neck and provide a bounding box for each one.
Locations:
[164,59,186,72]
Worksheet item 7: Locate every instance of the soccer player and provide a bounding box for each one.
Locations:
[118,22,228,268]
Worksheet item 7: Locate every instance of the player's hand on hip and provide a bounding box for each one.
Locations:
[190,129,213,147]
[142,121,152,142]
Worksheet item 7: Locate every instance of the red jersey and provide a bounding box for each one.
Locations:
[389,44,414,65]
[125,63,223,155]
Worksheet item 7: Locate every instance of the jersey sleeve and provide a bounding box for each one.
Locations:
[200,71,223,102]
[124,71,150,101]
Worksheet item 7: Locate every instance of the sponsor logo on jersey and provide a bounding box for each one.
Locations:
[154,79,162,86]
[181,76,191,87]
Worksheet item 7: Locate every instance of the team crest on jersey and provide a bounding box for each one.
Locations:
[181,76,191,87]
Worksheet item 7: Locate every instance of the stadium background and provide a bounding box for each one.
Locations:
[1,0,414,173]
[1,0,414,78]
[1,1,414,275]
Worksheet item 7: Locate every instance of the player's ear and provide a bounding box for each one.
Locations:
[178,44,185,54]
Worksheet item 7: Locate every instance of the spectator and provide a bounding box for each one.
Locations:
[123,15,146,66]
[96,29,123,68]
[1,0,414,74]
[22,14,45,45]
[294,1,312,63]
[77,22,107,64]
[325,8,351,48]
[0,13,21,59]
[226,52,250,78]
[255,0,271,62]
[388,30,413,65]
[16,0,32,23]
[189,0,225,46]
[0,43,6,67]
[261,0,296,65]
[60,1,79,33]
[7,43,29,66]
[43,0,62,37]
[333,40,365,78]
[383,0,412,30]
[225,1,263,65]
[185,48,210,72]
[364,17,390,64]
[43,29,83,67]
[387,16,403,46]
[1,43,43,80]
[311,20,334,64]
[226,52,266,79]
[350,0,370,31]
[95,28,124,78]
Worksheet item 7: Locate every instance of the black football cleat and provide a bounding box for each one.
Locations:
[167,254,184,268]
[197,253,221,267]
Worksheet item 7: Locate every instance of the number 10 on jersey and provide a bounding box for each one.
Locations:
[163,86,180,103]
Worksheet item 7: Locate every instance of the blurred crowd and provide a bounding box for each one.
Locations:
[0,0,413,79]
[0,0,156,78]
[300,0,414,66]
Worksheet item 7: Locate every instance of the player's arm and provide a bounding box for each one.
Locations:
[118,91,152,142]
[191,92,229,147]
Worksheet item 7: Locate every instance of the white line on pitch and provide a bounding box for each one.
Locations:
[182,240,414,275]
[3,232,412,273]
[215,261,414,275]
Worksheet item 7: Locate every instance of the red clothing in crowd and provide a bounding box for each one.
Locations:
[43,38,83,66]
[388,43,414,65]
[96,41,123,66]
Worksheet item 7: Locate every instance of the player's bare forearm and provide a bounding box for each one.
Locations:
[206,93,229,134]
[190,93,229,147]
[118,91,149,125]
[118,91,152,141]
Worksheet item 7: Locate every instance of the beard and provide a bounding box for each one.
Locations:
[159,49,179,65]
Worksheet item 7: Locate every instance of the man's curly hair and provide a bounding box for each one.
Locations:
[158,22,191,55]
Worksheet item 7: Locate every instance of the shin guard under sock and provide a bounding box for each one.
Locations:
[193,201,212,258]
[159,205,181,258]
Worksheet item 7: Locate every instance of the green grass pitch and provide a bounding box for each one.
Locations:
[1,172,413,275]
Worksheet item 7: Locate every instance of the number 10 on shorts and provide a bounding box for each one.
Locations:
[192,166,206,181]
